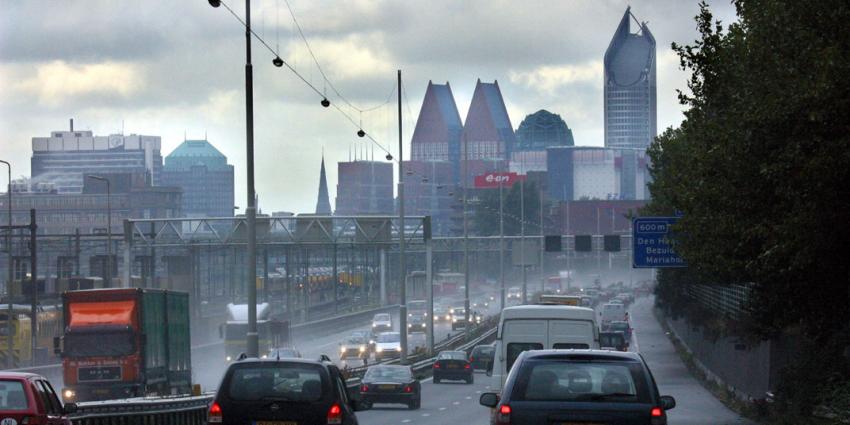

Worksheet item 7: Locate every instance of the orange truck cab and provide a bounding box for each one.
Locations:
[56,288,191,403]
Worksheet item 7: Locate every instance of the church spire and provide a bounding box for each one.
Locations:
[315,154,332,215]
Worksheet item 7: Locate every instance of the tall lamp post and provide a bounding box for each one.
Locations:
[209,0,259,358]
[1,159,12,368]
[86,175,111,287]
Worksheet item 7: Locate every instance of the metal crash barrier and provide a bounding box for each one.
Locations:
[70,394,214,425]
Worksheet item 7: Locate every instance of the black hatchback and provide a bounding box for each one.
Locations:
[480,350,675,425]
[209,356,370,425]
[359,365,421,410]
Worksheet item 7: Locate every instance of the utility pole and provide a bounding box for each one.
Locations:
[1,159,12,368]
[520,174,526,304]
[397,69,408,362]
[462,126,470,340]
[499,178,504,311]
[29,209,36,366]
[244,0,259,358]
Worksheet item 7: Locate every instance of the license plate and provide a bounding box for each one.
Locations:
[255,422,297,425]
[447,364,458,369]
[379,384,396,390]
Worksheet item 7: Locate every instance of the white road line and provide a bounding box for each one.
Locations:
[632,330,640,352]
[402,420,411,423]
[439,407,447,411]
[452,401,460,405]
[465,396,472,399]
[421,413,430,417]
[421,376,434,383]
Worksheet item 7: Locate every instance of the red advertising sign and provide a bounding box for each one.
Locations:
[474,172,526,189]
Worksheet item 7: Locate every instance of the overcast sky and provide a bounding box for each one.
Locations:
[0,0,737,214]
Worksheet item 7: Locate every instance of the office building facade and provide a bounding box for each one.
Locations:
[334,161,394,215]
[162,139,235,218]
[31,122,163,193]
[604,7,657,149]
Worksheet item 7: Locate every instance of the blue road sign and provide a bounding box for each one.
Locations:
[632,217,687,268]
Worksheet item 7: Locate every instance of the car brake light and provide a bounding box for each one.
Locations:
[464,363,471,369]
[327,403,342,425]
[496,404,511,424]
[208,401,223,423]
[433,362,440,369]
[651,407,663,417]
[360,384,369,392]
[404,385,413,393]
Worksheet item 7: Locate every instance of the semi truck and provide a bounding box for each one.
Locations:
[55,288,192,402]
[222,303,290,362]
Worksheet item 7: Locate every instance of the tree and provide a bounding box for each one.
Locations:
[648,0,850,416]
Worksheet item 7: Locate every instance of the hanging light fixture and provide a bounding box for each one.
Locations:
[321,98,330,107]
[273,56,284,67]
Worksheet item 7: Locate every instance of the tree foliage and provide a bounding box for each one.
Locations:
[647,0,850,342]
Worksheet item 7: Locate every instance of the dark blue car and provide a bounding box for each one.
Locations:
[480,350,675,425]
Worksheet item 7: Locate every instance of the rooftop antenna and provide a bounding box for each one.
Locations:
[121,119,125,136]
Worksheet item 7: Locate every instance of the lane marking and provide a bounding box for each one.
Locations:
[632,330,640,352]
[453,401,460,405]
[402,420,411,423]
[439,407,447,411]
[421,413,430,417]
[465,396,471,400]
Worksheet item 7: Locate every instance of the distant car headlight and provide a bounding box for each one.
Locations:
[341,346,347,353]
[376,347,383,353]
[261,354,268,359]
[360,346,366,353]
[372,324,377,327]
[63,389,75,400]
[225,355,232,362]
[452,317,458,322]
[408,324,412,328]
[445,315,451,321]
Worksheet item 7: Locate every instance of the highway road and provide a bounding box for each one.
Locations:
[357,295,755,425]
[192,298,484,392]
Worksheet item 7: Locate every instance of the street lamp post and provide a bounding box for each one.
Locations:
[86,175,111,287]
[499,178,504,311]
[397,69,408,363]
[0,160,12,368]
[462,135,470,341]
[209,0,259,358]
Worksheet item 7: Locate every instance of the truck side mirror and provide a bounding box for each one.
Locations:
[63,402,78,415]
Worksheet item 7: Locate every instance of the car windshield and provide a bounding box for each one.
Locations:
[0,380,28,410]
[611,323,629,331]
[374,314,390,322]
[365,366,411,381]
[377,333,400,343]
[65,329,135,357]
[438,351,467,360]
[346,337,366,345]
[227,364,325,402]
[514,360,651,403]
[475,346,495,356]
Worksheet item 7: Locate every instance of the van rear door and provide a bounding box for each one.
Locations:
[548,320,596,349]
[496,319,547,387]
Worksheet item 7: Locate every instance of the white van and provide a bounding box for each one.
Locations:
[489,305,599,390]
[600,302,627,327]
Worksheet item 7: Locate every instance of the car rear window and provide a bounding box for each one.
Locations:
[227,364,326,402]
[506,343,544,372]
[377,333,399,343]
[513,360,651,403]
[0,380,29,410]
[438,351,467,360]
[600,334,625,347]
[552,343,590,349]
[365,367,411,380]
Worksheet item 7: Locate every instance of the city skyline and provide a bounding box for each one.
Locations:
[0,1,738,213]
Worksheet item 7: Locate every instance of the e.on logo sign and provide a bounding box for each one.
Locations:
[474,172,525,188]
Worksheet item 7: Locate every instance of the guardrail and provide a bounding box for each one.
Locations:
[70,393,214,425]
